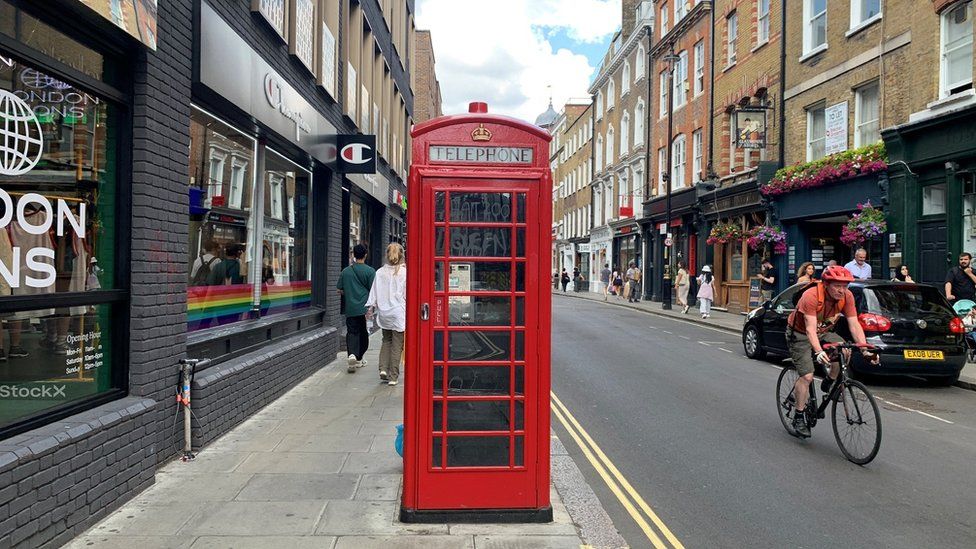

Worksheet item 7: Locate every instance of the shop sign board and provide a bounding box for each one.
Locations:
[825,102,848,156]
[735,108,766,149]
[749,279,762,308]
[429,145,534,164]
[337,135,376,174]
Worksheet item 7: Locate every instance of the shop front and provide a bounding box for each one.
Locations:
[884,103,976,285]
[611,220,641,274]
[574,240,591,291]
[641,187,697,302]
[771,173,888,291]
[344,172,389,268]
[699,172,768,313]
[589,225,612,294]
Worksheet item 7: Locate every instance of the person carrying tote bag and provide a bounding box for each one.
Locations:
[697,265,715,319]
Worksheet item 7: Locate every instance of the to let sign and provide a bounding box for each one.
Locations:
[824,102,848,156]
[429,145,534,164]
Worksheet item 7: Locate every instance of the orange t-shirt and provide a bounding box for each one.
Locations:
[788,286,857,333]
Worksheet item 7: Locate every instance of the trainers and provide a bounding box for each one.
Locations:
[8,346,28,358]
[792,412,811,438]
[380,370,388,381]
[358,358,367,369]
[347,354,358,373]
[388,380,398,386]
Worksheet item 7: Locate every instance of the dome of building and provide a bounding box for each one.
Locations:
[534,100,558,129]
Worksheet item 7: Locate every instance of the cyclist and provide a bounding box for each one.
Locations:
[786,265,879,437]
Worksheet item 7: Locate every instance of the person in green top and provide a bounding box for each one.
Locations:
[337,244,376,372]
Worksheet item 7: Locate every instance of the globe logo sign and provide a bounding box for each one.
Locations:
[0,89,43,177]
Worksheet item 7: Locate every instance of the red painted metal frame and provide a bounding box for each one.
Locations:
[404,111,552,513]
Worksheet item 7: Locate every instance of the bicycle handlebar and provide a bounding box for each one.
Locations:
[822,342,879,354]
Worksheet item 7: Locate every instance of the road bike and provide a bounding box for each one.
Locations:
[775,342,882,465]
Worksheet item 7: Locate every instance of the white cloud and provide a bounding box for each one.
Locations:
[415,0,619,123]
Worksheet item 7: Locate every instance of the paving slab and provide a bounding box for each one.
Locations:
[89,502,207,536]
[473,535,584,549]
[339,451,403,475]
[64,535,194,549]
[179,501,327,536]
[233,451,348,474]
[315,500,447,536]
[234,473,359,501]
[333,535,475,549]
[353,473,402,501]
[189,536,337,549]
[275,432,374,453]
[133,472,253,503]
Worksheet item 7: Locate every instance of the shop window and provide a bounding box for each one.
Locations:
[0,36,123,434]
[187,108,257,331]
[941,1,973,98]
[260,151,311,316]
[922,184,947,216]
[730,248,744,280]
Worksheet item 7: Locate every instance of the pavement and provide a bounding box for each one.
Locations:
[66,334,625,549]
[550,296,976,548]
[558,289,976,391]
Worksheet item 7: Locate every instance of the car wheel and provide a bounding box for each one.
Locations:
[743,325,766,360]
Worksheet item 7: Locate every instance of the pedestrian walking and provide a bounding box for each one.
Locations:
[600,263,611,301]
[675,260,690,313]
[337,244,376,373]
[892,264,915,283]
[207,243,245,285]
[844,248,872,280]
[945,252,976,304]
[560,269,571,292]
[366,243,406,386]
[796,262,816,285]
[697,265,715,319]
[757,258,776,301]
[611,266,624,300]
[626,261,641,303]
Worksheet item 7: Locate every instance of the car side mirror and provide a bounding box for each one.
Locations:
[763,300,773,309]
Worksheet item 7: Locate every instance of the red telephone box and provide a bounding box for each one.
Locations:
[401,102,553,522]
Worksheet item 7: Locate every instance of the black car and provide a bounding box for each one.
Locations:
[742,281,967,383]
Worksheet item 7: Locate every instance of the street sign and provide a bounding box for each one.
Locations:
[665,237,673,247]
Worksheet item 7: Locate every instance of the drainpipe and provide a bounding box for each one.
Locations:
[777,0,787,168]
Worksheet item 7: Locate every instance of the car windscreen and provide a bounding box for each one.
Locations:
[862,286,955,318]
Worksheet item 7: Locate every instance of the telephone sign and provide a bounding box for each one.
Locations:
[402,102,553,523]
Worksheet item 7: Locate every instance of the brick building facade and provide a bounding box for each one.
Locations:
[0,0,415,546]
[412,29,442,123]
[549,101,593,290]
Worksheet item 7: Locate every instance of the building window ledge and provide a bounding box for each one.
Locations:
[846,14,882,39]
[751,40,769,54]
[799,44,828,63]
[909,89,976,123]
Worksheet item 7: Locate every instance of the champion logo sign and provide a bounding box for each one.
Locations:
[341,143,373,165]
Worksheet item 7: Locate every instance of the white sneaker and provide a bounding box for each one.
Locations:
[358,358,368,369]
[380,370,388,381]
[388,380,398,386]
[347,354,358,373]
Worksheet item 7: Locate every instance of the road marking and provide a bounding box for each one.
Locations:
[551,403,668,549]
[718,348,734,354]
[647,326,659,330]
[877,397,954,425]
[661,330,673,335]
[678,335,691,340]
[699,341,727,345]
[552,392,685,549]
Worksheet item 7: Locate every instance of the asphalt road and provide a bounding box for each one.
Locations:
[551,295,976,549]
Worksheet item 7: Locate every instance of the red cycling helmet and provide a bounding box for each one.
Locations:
[821,265,855,282]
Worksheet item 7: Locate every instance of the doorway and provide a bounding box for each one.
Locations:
[918,220,949,285]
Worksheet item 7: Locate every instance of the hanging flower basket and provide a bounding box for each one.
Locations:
[747,225,788,255]
[840,201,887,247]
[706,222,744,245]
[760,143,888,197]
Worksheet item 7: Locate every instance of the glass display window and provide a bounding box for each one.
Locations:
[260,150,311,315]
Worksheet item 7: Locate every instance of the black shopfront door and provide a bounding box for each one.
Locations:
[919,220,949,285]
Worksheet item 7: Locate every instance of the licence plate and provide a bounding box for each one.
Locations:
[903,350,944,360]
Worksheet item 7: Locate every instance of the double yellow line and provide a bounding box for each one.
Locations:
[551,392,685,549]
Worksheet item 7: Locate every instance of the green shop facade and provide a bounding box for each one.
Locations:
[883,103,976,285]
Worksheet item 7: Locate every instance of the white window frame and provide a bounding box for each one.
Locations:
[229,156,248,209]
[803,0,828,56]
[207,148,227,201]
[727,12,738,67]
[675,0,688,22]
[634,99,645,147]
[941,1,974,99]
[596,134,604,172]
[806,103,827,161]
[659,70,668,118]
[621,111,631,154]
[658,147,667,194]
[673,50,688,108]
[854,80,880,147]
[850,0,882,31]
[636,44,646,80]
[728,112,737,172]
[692,128,703,183]
[661,2,669,35]
[596,90,604,120]
[606,125,615,165]
[607,80,616,110]
[671,134,687,190]
[758,0,771,44]
[694,40,705,96]
[269,173,285,220]
[622,61,631,95]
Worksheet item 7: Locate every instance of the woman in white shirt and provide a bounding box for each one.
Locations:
[366,243,407,385]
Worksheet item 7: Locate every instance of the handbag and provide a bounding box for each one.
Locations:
[623,281,631,298]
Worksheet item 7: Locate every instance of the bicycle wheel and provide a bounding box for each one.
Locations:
[776,366,801,436]
[831,379,882,465]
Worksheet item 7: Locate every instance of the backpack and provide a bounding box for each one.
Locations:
[192,255,219,286]
[791,281,846,325]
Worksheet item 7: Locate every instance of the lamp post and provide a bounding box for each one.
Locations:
[661,46,680,310]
